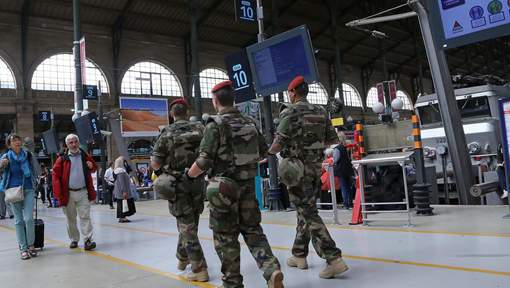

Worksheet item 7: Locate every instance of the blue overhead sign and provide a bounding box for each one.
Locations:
[225,49,256,103]
[429,0,510,49]
[235,0,256,22]
[39,111,51,122]
[83,84,98,100]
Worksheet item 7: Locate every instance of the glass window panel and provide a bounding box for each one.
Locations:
[192,68,229,99]
[397,90,414,110]
[121,61,182,97]
[366,87,379,108]
[0,58,16,89]
[335,83,363,108]
[31,53,109,93]
[307,83,328,105]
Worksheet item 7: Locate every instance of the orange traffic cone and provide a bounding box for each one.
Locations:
[350,176,363,225]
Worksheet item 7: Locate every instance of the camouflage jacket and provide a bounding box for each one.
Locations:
[275,99,338,174]
[195,107,267,180]
[152,119,204,177]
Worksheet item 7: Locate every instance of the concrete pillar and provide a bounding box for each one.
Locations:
[15,99,35,138]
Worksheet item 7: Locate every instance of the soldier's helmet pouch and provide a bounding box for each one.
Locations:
[278,158,304,187]
[206,177,239,211]
[153,173,178,202]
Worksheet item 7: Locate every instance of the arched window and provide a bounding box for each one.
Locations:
[0,57,15,89]
[366,87,379,108]
[192,68,229,99]
[308,83,329,105]
[335,83,363,108]
[121,61,181,97]
[31,53,109,92]
[366,87,414,110]
[269,82,328,104]
[397,90,414,110]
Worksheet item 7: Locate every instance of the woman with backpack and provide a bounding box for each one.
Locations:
[0,134,40,260]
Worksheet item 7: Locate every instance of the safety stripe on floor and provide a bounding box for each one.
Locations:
[20,215,510,277]
[0,225,215,288]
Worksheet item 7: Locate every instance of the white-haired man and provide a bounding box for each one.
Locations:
[52,134,97,250]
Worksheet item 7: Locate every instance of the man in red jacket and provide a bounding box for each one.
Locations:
[52,134,97,251]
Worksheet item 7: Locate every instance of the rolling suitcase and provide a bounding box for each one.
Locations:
[34,194,45,250]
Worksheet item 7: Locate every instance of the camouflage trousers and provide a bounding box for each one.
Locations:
[169,184,207,272]
[287,175,342,262]
[208,178,281,288]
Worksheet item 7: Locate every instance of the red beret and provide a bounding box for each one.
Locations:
[288,75,305,91]
[169,98,189,108]
[211,80,233,93]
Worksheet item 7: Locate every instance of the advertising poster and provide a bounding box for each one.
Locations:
[119,97,169,137]
[497,98,510,215]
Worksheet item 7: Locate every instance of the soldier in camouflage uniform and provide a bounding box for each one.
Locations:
[187,80,284,288]
[268,76,349,279]
[151,98,209,282]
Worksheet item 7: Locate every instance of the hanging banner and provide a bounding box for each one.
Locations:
[80,37,86,84]
[388,80,397,101]
[376,82,385,104]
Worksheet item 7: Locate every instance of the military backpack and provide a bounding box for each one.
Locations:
[209,112,261,180]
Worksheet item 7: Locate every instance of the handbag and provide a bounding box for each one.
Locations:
[122,199,129,213]
[5,185,24,203]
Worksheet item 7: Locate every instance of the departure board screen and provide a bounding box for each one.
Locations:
[246,25,319,96]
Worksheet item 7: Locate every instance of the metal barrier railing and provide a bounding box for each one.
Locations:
[352,152,414,227]
[316,164,341,225]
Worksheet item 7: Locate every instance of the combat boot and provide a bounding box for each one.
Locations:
[286,256,308,269]
[186,269,209,282]
[177,259,189,271]
[267,270,284,288]
[319,258,349,279]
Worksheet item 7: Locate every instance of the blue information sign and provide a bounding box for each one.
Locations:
[225,49,256,103]
[39,111,51,122]
[83,84,98,100]
[235,0,256,22]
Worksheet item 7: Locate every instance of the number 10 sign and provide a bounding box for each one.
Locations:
[235,0,256,22]
[225,49,255,104]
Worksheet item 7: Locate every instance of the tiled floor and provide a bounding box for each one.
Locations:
[1,200,509,288]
